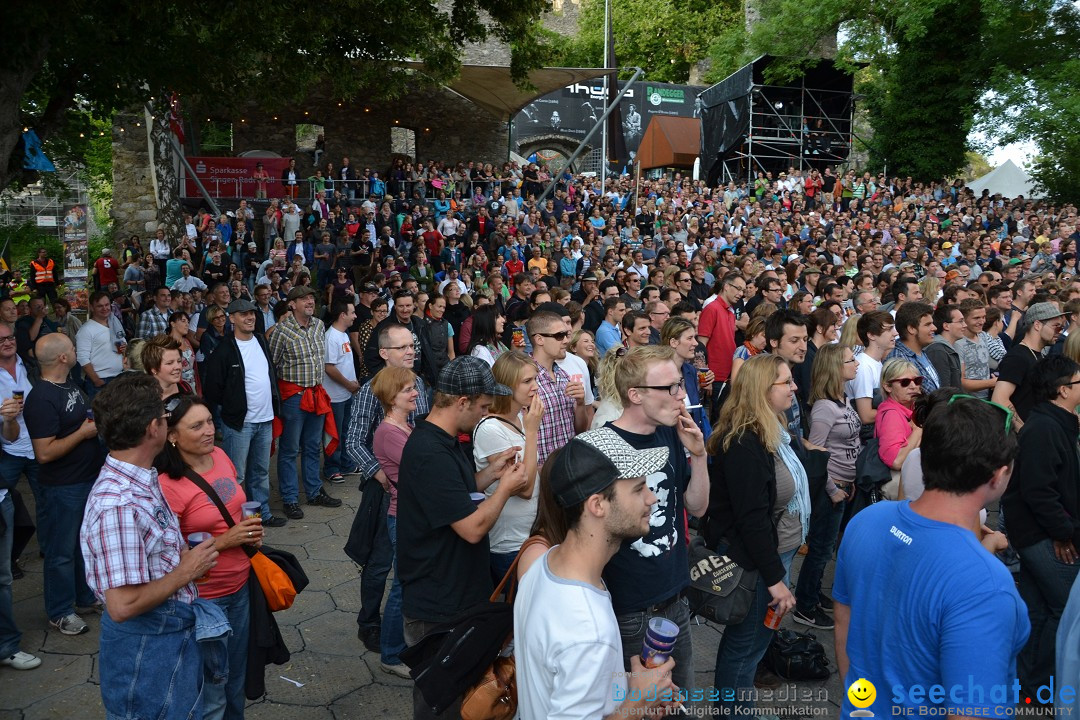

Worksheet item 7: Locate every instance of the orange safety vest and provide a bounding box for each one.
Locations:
[31,258,54,284]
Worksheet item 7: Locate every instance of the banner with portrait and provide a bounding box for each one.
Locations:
[62,204,89,309]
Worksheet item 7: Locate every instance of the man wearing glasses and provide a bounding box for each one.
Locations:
[697,274,747,409]
[529,311,589,468]
[345,323,431,674]
[604,345,708,693]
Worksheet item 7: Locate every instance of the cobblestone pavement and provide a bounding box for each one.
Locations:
[0,476,842,719]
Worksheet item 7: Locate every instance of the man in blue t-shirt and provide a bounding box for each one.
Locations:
[604,345,708,691]
[834,395,1029,717]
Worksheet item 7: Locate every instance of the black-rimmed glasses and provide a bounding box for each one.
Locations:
[633,379,685,396]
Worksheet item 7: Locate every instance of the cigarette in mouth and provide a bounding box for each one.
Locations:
[685,404,702,410]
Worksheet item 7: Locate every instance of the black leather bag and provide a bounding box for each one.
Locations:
[685,536,759,626]
[763,629,831,680]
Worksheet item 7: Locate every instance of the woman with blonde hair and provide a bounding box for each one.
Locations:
[590,345,627,428]
[705,354,811,715]
[919,275,941,304]
[473,350,544,581]
[569,329,598,396]
[839,313,863,350]
[793,343,861,628]
[875,358,923,499]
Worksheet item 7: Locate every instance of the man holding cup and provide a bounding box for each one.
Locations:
[528,311,590,468]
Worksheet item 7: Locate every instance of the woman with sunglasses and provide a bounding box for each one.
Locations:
[705,354,811,715]
[156,396,263,720]
[874,358,924,499]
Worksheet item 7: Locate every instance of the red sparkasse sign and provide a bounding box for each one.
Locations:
[183,157,292,199]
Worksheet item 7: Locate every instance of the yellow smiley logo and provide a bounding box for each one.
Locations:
[848,678,876,709]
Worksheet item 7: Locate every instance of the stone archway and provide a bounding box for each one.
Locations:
[516,134,592,173]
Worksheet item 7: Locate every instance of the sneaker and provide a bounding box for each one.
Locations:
[380,662,412,680]
[77,602,105,615]
[263,514,288,528]
[327,473,346,484]
[50,613,89,635]
[308,491,342,508]
[345,466,364,476]
[792,606,834,630]
[283,503,305,520]
[358,626,381,652]
[0,651,41,670]
[818,592,834,613]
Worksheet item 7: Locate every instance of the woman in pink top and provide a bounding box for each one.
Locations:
[370,366,419,679]
[156,396,263,720]
[874,359,924,495]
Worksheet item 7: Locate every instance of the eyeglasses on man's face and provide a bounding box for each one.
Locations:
[633,379,685,396]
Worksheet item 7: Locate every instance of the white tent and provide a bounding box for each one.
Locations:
[967,159,1039,198]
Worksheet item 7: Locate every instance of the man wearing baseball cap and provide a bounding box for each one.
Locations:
[992,301,1067,429]
[514,428,678,719]
[397,356,528,719]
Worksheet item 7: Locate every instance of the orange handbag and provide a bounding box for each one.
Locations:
[460,536,549,720]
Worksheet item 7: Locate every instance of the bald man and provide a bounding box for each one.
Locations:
[24,333,104,635]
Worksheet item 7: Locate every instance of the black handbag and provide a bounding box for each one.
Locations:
[763,629,831,680]
[685,535,759,625]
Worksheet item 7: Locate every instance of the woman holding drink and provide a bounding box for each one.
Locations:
[156,396,263,720]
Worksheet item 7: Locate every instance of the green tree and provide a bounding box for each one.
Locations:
[552,0,741,83]
[1,0,552,193]
[724,0,1080,186]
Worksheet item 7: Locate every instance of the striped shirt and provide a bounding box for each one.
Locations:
[268,312,326,387]
[80,455,197,605]
[533,358,577,468]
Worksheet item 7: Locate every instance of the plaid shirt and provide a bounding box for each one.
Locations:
[345,374,430,479]
[137,306,170,339]
[80,455,197,605]
[268,312,326,387]
[533,358,577,468]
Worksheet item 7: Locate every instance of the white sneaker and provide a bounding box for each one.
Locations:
[49,613,89,636]
[380,662,412,680]
[1,651,42,670]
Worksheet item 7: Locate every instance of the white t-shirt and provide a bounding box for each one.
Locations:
[75,319,123,381]
[323,326,357,403]
[846,351,883,404]
[514,549,627,719]
[560,352,595,405]
[472,416,537,555]
[235,337,274,423]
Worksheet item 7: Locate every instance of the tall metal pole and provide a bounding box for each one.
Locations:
[536,67,644,206]
[599,0,610,196]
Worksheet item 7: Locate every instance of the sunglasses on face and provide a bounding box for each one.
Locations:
[535,330,570,341]
[891,376,924,388]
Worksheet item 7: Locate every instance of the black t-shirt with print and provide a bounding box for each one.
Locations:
[24,381,105,486]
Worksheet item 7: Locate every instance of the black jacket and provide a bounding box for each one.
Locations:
[202,334,281,431]
[703,431,786,586]
[1002,401,1080,550]
[924,336,963,390]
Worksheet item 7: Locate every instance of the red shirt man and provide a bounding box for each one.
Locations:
[697,276,747,383]
[94,249,120,288]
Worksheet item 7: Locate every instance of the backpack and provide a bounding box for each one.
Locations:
[763,629,831,680]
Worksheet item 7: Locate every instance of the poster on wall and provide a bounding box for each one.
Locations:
[62,204,89,309]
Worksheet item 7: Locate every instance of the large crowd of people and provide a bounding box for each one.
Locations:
[0,154,1078,718]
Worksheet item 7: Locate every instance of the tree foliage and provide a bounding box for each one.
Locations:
[725,0,1080,191]
[551,0,741,83]
[0,0,552,192]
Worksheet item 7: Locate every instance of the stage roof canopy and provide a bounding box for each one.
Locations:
[637,116,701,170]
[405,63,609,121]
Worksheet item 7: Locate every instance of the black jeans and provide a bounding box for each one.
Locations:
[357,492,393,630]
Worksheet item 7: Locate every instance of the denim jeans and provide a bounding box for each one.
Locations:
[489,551,517,591]
[616,594,695,692]
[1017,538,1080,690]
[324,397,353,478]
[84,374,115,402]
[0,494,21,658]
[0,454,41,526]
[221,421,273,519]
[794,488,846,614]
[277,393,325,503]
[380,514,406,666]
[405,615,462,719]
[357,491,393,630]
[203,588,250,720]
[99,600,203,720]
[713,547,799,713]
[39,482,96,621]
